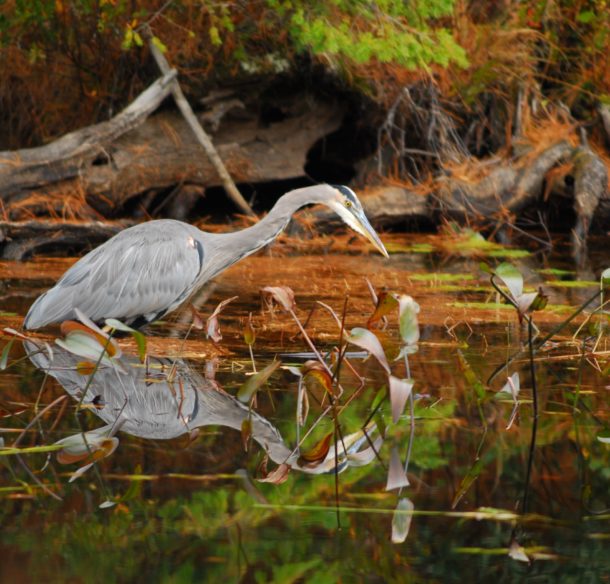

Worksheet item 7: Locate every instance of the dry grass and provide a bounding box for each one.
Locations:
[5,182,101,221]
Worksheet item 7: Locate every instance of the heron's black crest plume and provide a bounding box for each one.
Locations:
[331,184,358,203]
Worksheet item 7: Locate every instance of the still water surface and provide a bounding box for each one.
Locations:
[0,233,608,582]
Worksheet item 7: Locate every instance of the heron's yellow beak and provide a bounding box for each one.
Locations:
[353,209,389,258]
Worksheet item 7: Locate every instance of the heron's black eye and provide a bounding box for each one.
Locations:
[345,200,352,208]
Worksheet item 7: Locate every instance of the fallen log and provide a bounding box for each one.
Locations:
[0,71,177,202]
[142,26,254,217]
[0,220,130,260]
[82,102,344,215]
[1,99,345,219]
[435,141,574,220]
[572,146,609,240]
[318,141,608,238]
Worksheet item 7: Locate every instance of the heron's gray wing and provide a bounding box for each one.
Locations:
[24,220,205,328]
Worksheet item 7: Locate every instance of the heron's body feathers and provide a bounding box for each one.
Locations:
[24,185,387,329]
[24,220,206,329]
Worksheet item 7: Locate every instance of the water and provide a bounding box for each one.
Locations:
[0,232,608,582]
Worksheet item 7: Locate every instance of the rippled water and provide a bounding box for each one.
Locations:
[0,233,608,582]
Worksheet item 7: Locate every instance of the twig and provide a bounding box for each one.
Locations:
[12,395,68,448]
[141,26,255,217]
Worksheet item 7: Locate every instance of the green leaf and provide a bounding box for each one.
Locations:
[347,327,390,374]
[576,10,595,24]
[237,359,280,403]
[495,263,523,300]
[56,333,115,367]
[209,25,221,46]
[392,497,415,544]
[151,35,167,53]
[0,339,14,370]
[597,428,610,444]
[105,318,147,362]
[398,295,420,345]
[370,386,387,411]
[121,28,134,51]
[452,457,485,508]
[389,376,413,423]
[386,446,409,490]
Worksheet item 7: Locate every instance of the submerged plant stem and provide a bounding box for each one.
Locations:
[521,317,539,516]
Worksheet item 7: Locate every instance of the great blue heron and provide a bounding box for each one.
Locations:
[24,341,383,474]
[24,184,388,329]
[25,340,383,473]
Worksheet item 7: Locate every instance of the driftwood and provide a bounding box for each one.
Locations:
[312,140,608,238]
[572,146,609,240]
[84,104,343,211]
[0,71,177,202]
[433,141,608,238]
[1,98,345,219]
[0,220,130,260]
[435,142,575,219]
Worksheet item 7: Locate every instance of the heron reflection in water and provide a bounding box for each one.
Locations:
[24,184,388,330]
[26,342,382,476]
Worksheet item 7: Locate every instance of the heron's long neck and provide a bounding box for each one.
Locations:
[207,188,315,276]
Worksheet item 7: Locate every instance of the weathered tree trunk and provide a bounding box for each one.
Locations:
[82,102,344,215]
[0,220,130,260]
[434,142,575,220]
[1,98,345,219]
[314,140,608,237]
[141,25,254,217]
[0,71,177,202]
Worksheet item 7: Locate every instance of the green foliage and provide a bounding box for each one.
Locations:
[279,0,467,70]
[0,0,465,78]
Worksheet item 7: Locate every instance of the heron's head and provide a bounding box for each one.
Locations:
[325,185,389,258]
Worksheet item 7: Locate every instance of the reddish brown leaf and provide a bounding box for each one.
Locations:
[297,432,333,468]
[256,456,291,484]
[244,312,256,345]
[190,306,204,330]
[206,296,238,343]
[76,361,97,376]
[261,286,296,312]
[241,418,252,452]
[367,291,399,329]
[303,360,334,396]
[56,437,119,465]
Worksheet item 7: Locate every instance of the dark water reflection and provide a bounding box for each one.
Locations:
[0,233,609,583]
